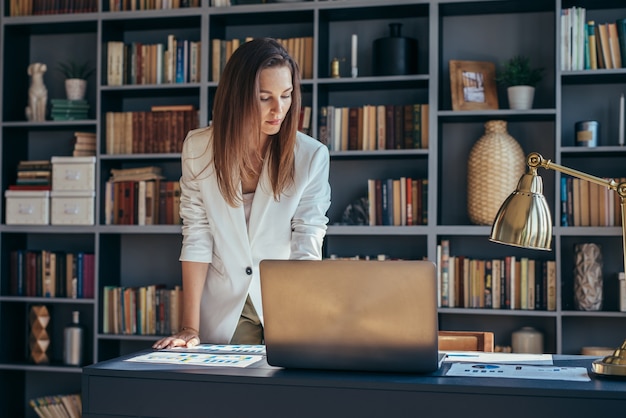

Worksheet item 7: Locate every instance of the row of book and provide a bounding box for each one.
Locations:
[110,0,199,11]
[211,37,313,81]
[104,106,199,155]
[561,176,624,227]
[561,7,626,71]
[107,36,201,86]
[10,0,96,15]
[366,177,428,227]
[318,104,429,152]
[30,393,81,418]
[104,166,181,225]
[9,250,95,299]
[437,240,557,311]
[103,284,183,336]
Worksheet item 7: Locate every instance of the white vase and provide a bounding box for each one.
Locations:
[507,85,535,110]
[65,78,87,101]
[512,326,544,353]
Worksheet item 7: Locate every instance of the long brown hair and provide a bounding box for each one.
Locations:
[212,37,301,207]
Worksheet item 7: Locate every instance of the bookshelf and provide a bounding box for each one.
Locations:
[1,0,625,416]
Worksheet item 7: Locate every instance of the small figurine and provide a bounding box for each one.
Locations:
[25,62,48,122]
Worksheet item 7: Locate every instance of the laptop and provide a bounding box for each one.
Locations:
[259,259,444,373]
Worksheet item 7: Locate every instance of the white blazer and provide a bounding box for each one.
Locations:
[178,127,331,343]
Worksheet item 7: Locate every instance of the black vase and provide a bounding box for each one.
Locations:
[373,23,418,76]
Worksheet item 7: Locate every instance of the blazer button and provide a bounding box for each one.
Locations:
[245,267,253,275]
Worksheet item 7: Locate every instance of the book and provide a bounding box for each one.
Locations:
[484,259,492,308]
[588,181,600,226]
[440,239,450,307]
[578,178,590,226]
[10,250,25,296]
[421,104,429,149]
[519,257,528,309]
[492,258,501,309]
[527,258,536,310]
[587,21,598,70]
[110,166,162,178]
[405,177,413,226]
[608,22,623,69]
[617,18,626,68]
[76,252,85,298]
[560,176,568,226]
[365,179,376,226]
[83,253,95,299]
[55,251,66,298]
[597,23,613,68]
[41,250,56,298]
[66,252,77,299]
[546,260,557,311]
[376,105,386,150]
[151,104,195,112]
[561,8,571,71]
[107,41,125,86]
[50,99,88,106]
[448,255,456,307]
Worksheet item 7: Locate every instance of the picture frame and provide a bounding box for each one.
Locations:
[449,60,499,111]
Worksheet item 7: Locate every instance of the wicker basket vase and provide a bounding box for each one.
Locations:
[467,120,525,225]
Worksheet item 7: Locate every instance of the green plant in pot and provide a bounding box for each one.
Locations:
[496,55,545,110]
[57,60,95,101]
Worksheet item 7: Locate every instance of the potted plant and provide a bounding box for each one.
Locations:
[496,55,545,110]
[57,60,95,101]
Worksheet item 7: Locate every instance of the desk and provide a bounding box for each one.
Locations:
[82,351,626,418]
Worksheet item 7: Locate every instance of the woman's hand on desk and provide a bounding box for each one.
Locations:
[153,327,200,349]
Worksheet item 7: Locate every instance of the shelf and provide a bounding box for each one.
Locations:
[2,1,626,415]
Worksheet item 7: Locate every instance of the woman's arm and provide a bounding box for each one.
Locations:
[291,144,332,260]
[152,261,208,349]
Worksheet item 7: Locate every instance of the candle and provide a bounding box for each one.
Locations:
[351,34,357,68]
[618,93,624,145]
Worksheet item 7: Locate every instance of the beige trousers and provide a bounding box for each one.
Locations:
[229,295,264,345]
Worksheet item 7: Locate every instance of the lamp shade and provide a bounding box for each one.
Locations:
[489,171,552,250]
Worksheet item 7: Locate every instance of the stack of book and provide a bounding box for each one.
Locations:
[10,160,52,190]
[51,99,90,121]
[72,131,96,156]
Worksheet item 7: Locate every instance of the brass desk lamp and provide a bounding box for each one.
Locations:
[489,152,626,377]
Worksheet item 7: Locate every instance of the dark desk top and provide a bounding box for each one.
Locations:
[83,350,626,400]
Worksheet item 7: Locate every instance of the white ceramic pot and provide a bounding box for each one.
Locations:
[507,85,535,110]
[65,78,87,101]
[512,326,544,353]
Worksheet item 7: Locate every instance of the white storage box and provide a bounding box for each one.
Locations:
[51,156,96,191]
[50,190,95,225]
[5,190,50,225]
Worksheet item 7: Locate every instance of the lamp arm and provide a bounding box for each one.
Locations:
[527,152,621,193]
[527,152,626,278]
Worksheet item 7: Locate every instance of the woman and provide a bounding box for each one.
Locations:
[153,38,331,349]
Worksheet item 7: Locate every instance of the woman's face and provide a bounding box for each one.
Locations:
[258,66,293,139]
